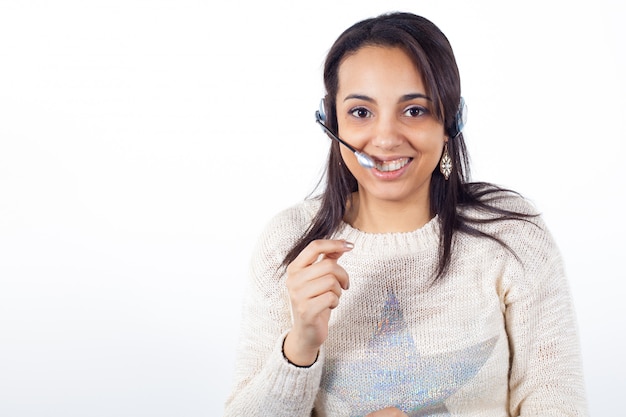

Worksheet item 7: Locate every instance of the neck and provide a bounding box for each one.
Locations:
[345,191,433,233]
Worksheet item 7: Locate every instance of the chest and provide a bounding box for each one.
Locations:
[319,252,510,416]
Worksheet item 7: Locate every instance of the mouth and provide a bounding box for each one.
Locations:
[373,157,413,172]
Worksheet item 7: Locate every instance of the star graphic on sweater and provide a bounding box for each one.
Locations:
[321,292,498,417]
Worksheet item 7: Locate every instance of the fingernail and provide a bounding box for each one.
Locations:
[344,241,354,250]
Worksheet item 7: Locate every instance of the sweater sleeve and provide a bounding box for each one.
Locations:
[224,205,323,417]
[502,214,588,416]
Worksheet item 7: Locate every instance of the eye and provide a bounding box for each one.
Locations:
[349,107,372,119]
[403,106,428,117]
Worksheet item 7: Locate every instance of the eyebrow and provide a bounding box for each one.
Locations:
[343,93,432,102]
[401,93,432,102]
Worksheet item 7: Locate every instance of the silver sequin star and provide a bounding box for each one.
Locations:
[322,292,498,417]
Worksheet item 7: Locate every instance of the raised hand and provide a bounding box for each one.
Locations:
[283,239,353,366]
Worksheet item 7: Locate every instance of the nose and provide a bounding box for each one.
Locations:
[370,115,403,151]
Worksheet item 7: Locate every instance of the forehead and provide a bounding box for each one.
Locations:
[337,46,426,96]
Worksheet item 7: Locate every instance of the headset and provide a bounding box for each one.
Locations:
[315,99,376,168]
[315,97,467,169]
[450,96,468,139]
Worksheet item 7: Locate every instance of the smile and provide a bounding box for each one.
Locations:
[374,157,412,172]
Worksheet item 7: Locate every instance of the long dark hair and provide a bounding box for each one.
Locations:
[282,12,535,278]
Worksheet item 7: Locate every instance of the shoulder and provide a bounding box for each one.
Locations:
[249,198,321,278]
[260,197,320,245]
[458,183,562,280]
[458,183,557,258]
[461,182,540,218]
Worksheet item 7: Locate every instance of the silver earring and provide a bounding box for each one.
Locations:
[439,143,452,180]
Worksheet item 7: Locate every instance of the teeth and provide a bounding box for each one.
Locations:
[375,158,411,172]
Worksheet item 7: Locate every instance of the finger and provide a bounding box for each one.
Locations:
[305,274,344,301]
[293,290,341,322]
[289,239,354,270]
[288,272,344,314]
[288,258,350,291]
[314,259,350,291]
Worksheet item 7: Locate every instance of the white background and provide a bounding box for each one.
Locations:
[0,1,624,416]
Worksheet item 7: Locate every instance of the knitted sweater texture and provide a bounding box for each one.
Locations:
[224,192,587,417]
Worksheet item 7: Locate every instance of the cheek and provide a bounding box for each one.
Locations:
[409,135,446,176]
[339,146,374,182]
[411,132,445,157]
[339,146,359,171]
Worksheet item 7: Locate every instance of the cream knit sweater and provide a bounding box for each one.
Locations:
[224,192,587,417]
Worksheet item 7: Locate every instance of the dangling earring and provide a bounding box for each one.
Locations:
[439,142,452,180]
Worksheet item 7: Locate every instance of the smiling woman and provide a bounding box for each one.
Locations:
[335,46,446,232]
[224,11,588,417]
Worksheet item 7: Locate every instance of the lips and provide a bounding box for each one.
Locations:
[373,157,412,172]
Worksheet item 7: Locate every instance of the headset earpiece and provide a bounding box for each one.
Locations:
[451,97,468,138]
[316,98,327,124]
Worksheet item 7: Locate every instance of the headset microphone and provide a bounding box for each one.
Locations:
[314,100,376,169]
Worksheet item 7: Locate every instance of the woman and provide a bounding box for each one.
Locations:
[224,12,587,417]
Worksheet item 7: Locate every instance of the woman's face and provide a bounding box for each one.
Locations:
[336,45,446,207]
